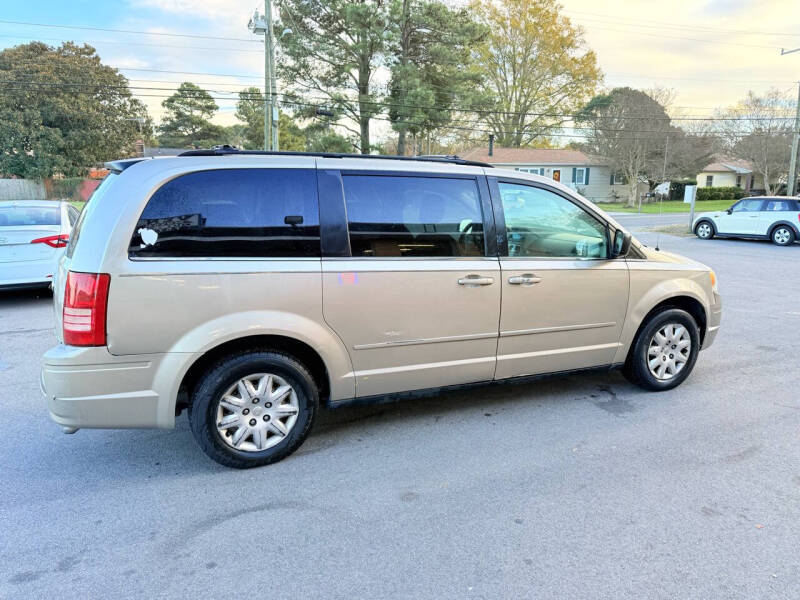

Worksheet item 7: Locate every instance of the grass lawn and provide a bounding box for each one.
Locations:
[595,199,735,214]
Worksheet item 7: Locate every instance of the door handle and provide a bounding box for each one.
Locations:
[508,274,542,286]
[457,275,494,286]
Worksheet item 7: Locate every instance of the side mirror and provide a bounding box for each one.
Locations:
[611,229,632,258]
[726,208,733,215]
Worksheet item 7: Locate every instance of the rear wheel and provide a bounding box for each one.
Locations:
[771,225,795,246]
[189,351,318,468]
[623,308,700,391]
[694,221,714,240]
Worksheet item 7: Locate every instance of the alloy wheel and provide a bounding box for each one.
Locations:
[773,227,792,245]
[696,223,712,238]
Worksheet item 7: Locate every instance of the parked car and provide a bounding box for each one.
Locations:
[41,150,722,468]
[693,196,800,246]
[0,200,79,290]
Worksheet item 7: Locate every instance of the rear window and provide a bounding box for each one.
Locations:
[342,175,485,257]
[0,205,60,226]
[129,168,319,258]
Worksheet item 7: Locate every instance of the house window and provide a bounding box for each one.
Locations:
[736,175,742,188]
[705,175,713,187]
[610,172,626,185]
[571,168,589,185]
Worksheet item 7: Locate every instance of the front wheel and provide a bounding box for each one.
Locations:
[623,308,700,391]
[771,226,795,246]
[189,351,318,468]
[694,221,714,240]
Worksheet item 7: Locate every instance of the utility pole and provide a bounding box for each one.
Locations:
[789,82,800,196]
[249,3,279,151]
[265,0,278,151]
[780,47,799,195]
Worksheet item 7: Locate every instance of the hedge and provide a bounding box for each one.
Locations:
[46,177,86,201]
[696,186,746,201]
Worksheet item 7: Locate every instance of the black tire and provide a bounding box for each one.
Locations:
[770,225,795,246]
[622,308,701,391]
[189,351,318,468]
[694,220,715,240]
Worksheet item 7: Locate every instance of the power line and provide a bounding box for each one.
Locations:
[0,19,260,42]
[3,79,797,122]
[562,10,800,39]
[0,83,794,139]
[0,34,263,54]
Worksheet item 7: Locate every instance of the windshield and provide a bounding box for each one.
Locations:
[66,173,118,258]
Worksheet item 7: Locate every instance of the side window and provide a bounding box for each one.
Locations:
[129,169,319,258]
[765,200,790,212]
[731,199,763,213]
[498,182,608,259]
[342,175,485,258]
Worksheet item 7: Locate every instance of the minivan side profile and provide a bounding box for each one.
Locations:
[42,151,722,468]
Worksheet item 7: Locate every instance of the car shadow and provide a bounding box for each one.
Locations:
[0,286,52,306]
[21,370,637,480]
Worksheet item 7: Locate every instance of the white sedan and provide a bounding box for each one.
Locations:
[693,196,800,246]
[0,200,79,290]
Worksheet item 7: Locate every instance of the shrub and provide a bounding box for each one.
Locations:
[46,177,85,201]
[696,186,744,201]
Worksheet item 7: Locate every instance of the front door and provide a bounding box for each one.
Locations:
[715,198,765,235]
[490,179,629,380]
[322,171,501,398]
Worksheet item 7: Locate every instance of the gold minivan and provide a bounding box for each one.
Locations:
[42,150,721,468]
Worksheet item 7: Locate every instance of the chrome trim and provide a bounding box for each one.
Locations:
[118,271,316,277]
[500,322,616,337]
[346,355,496,378]
[497,342,622,362]
[129,256,320,262]
[353,331,497,350]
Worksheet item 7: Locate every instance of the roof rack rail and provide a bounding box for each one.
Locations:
[177,146,493,168]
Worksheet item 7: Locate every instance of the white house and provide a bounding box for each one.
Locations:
[696,156,781,193]
[460,147,643,204]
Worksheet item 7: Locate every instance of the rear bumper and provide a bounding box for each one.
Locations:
[0,257,59,288]
[41,345,193,429]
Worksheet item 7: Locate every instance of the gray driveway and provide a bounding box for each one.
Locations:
[1,232,799,599]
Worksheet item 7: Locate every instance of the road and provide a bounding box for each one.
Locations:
[2,231,800,599]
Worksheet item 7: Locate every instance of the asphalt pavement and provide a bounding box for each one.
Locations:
[1,227,799,599]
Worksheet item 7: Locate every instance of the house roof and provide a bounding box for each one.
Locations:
[459,147,607,166]
[700,157,752,174]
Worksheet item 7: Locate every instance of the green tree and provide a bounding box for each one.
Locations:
[157,82,224,148]
[235,87,306,151]
[235,87,266,149]
[471,0,601,147]
[277,0,390,153]
[0,42,148,178]
[388,0,487,155]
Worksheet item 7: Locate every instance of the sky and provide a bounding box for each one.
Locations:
[1,0,799,140]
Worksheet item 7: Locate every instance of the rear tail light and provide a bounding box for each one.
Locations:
[63,272,110,346]
[31,234,69,248]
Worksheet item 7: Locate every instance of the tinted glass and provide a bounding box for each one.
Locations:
[498,183,608,259]
[342,175,484,257]
[67,172,118,259]
[731,199,763,212]
[765,200,793,211]
[0,205,60,226]
[129,169,319,258]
